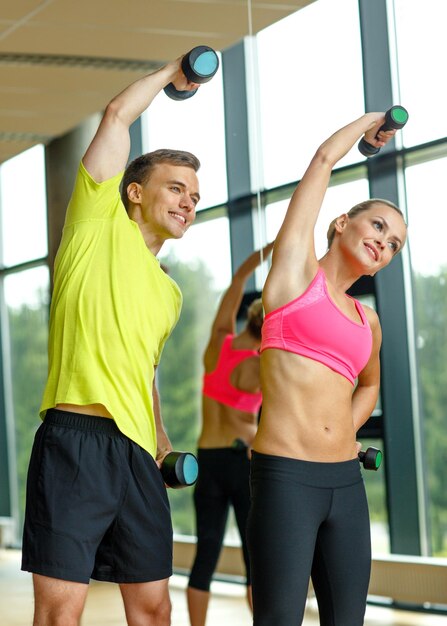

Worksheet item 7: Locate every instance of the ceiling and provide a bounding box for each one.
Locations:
[0,0,314,165]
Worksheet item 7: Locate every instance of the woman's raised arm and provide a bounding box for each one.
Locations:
[264,113,395,310]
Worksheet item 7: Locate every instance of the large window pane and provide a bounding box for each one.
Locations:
[257,0,364,189]
[393,0,447,147]
[0,145,48,267]
[142,57,227,210]
[157,216,232,535]
[4,266,49,533]
[406,156,447,555]
[362,438,390,554]
[159,215,232,293]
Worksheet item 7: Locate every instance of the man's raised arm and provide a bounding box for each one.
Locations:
[83,56,198,182]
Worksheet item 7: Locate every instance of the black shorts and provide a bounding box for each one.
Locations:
[21,409,173,584]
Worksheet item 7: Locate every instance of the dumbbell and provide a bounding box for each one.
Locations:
[164,45,219,101]
[231,438,248,452]
[358,105,409,157]
[358,446,383,471]
[161,451,198,488]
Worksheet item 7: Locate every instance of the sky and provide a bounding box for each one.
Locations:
[0,0,446,307]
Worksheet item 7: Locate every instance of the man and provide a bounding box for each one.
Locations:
[21,54,201,626]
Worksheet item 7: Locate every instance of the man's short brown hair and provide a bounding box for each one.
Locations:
[120,149,200,210]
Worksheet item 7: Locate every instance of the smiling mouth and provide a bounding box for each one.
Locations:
[364,243,378,261]
[169,211,186,225]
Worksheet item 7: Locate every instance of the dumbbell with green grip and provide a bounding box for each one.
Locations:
[358,446,383,471]
[358,106,409,157]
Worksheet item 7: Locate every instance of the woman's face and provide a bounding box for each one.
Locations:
[337,203,407,275]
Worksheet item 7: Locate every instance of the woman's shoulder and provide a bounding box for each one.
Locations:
[263,260,320,314]
[203,331,232,371]
[361,303,381,332]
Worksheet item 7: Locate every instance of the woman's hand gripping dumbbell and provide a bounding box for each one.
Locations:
[358,105,409,157]
[358,446,383,471]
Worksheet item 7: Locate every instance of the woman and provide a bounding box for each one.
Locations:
[246,113,407,625]
[187,242,274,626]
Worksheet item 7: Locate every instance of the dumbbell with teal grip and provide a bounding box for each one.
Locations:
[358,446,383,471]
[164,45,219,101]
[161,451,199,488]
[358,105,409,157]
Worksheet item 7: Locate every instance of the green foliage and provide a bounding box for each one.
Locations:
[413,271,447,555]
[9,294,49,530]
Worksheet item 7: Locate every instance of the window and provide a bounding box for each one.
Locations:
[0,145,48,267]
[392,0,447,147]
[405,155,447,555]
[362,438,390,554]
[256,0,364,189]
[0,145,49,541]
[265,177,369,258]
[4,267,49,530]
[157,214,232,535]
[142,56,228,210]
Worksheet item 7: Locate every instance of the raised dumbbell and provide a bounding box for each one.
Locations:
[161,451,198,488]
[358,446,383,471]
[358,105,409,157]
[164,45,219,101]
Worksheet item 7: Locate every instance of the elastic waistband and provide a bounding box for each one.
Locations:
[45,408,123,436]
[251,450,362,489]
[197,446,248,457]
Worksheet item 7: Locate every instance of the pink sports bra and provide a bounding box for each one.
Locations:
[203,334,262,413]
[261,268,372,384]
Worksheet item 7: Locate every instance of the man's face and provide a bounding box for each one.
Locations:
[137,162,200,241]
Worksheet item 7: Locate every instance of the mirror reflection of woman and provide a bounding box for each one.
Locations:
[187,243,273,626]
[246,114,407,625]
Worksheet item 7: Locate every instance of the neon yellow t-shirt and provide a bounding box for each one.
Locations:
[40,161,182,457]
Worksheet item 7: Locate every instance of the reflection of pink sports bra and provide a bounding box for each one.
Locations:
[202,334,262,413]
[261,268,372,385]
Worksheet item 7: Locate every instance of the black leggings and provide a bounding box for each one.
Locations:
[188,447,251,591]
[247,451,371,626]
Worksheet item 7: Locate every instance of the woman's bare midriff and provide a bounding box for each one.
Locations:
[253,350,358,462]
[56,403,114,419]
